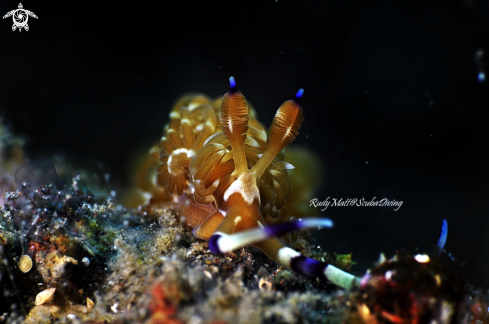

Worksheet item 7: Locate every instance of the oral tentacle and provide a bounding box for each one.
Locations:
[254,237,359,290]
[207,218,333,254]
[193,211,225,240]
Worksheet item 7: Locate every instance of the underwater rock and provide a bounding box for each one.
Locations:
[0,159,129,317]
[35,251,78,287]
[23,305,61,324]
[347,253,470,324]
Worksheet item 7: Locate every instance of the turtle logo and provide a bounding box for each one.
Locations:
[3,3,38,32]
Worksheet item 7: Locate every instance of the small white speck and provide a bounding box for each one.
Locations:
[67,314,76,319]
[111,302,119,313]
[366,162,368,164]
[203,270,212,280]
[414,254,430,263]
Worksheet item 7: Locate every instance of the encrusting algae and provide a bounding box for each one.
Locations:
[0,80,486,324]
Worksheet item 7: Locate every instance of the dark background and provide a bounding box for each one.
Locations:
[1,0,488,286]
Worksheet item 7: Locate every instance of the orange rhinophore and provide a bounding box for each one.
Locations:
[138,77,358,289]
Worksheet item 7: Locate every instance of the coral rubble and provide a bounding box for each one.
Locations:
[0,120,349,323]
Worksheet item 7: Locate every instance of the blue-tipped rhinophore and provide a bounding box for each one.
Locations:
[229,76,237,93]
[437,219,448,253]
[294,88,304,103]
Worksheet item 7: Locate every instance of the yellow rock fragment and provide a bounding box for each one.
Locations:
[35,288,56,306]
[87,297,94,310]
[19,255,33,273]
[24,305,60,324]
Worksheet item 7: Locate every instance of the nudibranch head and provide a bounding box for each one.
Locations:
[147,77,358,289]
[189,77,304,220]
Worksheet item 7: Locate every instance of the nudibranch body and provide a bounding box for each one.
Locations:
[154,77,358,289]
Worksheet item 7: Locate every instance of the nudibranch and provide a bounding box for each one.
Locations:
[155,77,358,289]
